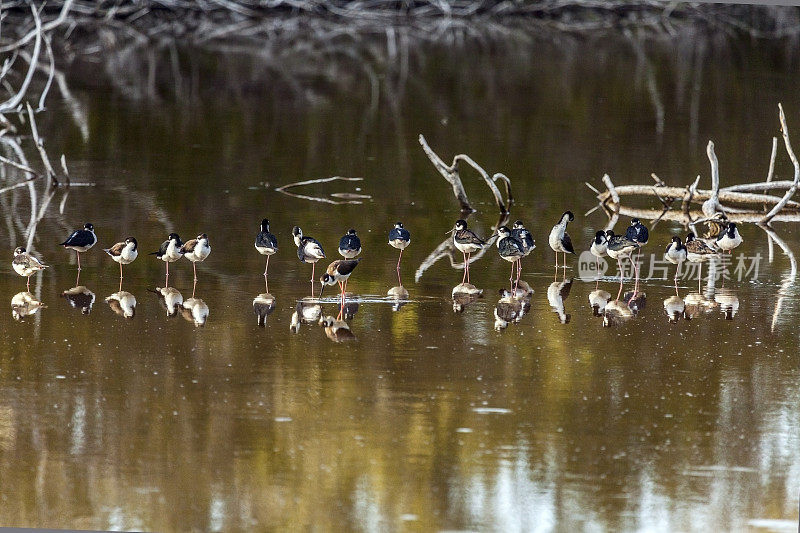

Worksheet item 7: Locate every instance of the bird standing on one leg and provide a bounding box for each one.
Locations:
[338,229,362,259]
[496,226,525,295]
[255,219,278,290]
[664,235,687,290]
[104,237,138,291]
[150,233,183,287]
[180,233,211,296]
[606,230,640,301]
[625,218,649,293]
[685,232,718,293]
[450,219,486,285]
[511,220,535,288]
[589,230,608,287]
[293,226,326,294]
[59,222,97,271]
[388,222,410,286]
[12,247,48,290]
[548,211,575,273]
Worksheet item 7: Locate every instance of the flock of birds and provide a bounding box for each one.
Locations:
[8,211,744,328]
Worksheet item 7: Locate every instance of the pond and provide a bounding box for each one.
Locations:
[1,29,799,531]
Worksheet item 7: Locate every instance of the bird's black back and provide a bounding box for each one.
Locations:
[336,258,362,276]
[389,226,410,242]
[512,227,535,250]
[626,223,649,244]
[455,229,485,246]
[61,229,94,248]
[256,231,278,249]
[339,233,361,251]
[498,236,525,257]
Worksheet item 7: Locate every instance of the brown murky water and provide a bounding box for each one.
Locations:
[0,31,799,531]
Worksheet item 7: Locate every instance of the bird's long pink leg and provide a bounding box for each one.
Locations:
[193,262,198,282]
[77,251,81,271]
[165,261,170,287]
[311,262,316,283]
[264,255,270,277]
[396,249,403,286]
[462,252,467,284]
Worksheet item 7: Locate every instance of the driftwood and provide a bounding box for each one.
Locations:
[418,134,512,214]
[588,105,800,225]
[275,176,370,205]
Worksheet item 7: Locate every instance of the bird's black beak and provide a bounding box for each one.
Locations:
[319,283,325,300]
[445,228,455,235]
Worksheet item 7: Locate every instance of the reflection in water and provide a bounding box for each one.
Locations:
[452,283,483,313]
[154,286,183,316]
[588,289,611,316]
[290,298,323,333]
[715,288,739,320]
[62,286,96,315]
[181,297,209,327]
[663,295,685,323]
[683,292,716,320]
[253,293,276,327]
[547,278,572,324]
[387,285,410,312]
[623,291,646,316]
[104,291,137,319]
[603,300,633,327]
[341,298,359,321]
[493,288,531,331]
[319,315,355,342]
[10,291,45,321]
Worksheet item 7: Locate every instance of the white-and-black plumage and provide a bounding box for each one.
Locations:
[151,233,183,287]
[715,222,742,254]
[104,237,138,283]
[547,278,572,324]
[105,291,136,319]
[625,218,649,246]
[338,228,361,259]
[60,222,97,270]
[686,232,719,292]
[589,230,608,281]
[293,226,326,286]
[664,235,687,284]
[605,231,639,261]
[511,220,535,256]
[496,226,525,293]
[452,219,486,284]
[388,221,411,285]
[62,286,95,315]
[11,291,46,321]
[548,211,575,267]
[13,247,48,290]
[319,315,355,342]
[180,233,211,281]
[320,258,362,301]
[255,219,278,276]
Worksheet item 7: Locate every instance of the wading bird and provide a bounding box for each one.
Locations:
[548,211,575,270]
[104,237,138,288]
[320,258,362,310]
[151,233,183,287]
[625,218,649,291]
[338,229,361,259]
[59,222,97,270]
[589,230,608,285]
[664,235,687,288]
[12,247,48,290]
[180,233,211,283]
[605,230,640,301]
[450,219,486,285]
[495,226,525,294]
[388,222,410,285]
[685,232,718,292]
[293,226,325,288]
[255,219,278,281]
[716,222,742,255]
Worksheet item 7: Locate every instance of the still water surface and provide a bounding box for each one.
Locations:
[1,32,799,531]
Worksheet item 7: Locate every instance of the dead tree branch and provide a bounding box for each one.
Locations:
[763,103,800,223]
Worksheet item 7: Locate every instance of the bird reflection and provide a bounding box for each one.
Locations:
[547,278,572,324]
[452,283,483,313]
[154,286,184,316]
[341,299,359,320]
[253,292,276,327]
[387,285,410,311]
[181,297,209,327]
[290,298,322,333]
[602,300,633,327]
[663,295,685,323]
[588,289,611,316]
[11,292,46,321]
[105,291,136,319]
[494,288,531,331]
[62,285,95,315]
[715,288,739,320]
[623,291,646,316]
[683,292,716,320]
[319,315,355,342]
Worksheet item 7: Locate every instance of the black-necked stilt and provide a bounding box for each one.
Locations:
[293,226,326,288]
[105,291,136,319]
[11,291,46,321]
[589,230,608,285]
[338,228,361,259]
[685,232,718,292]
[104,237,138,289]
[625,218,648,291]
[319,315,355,342]
[702,212,728,239]
[150,233,183,287]
[12,247,48,290]
[450,219,486,284]
[605,230,640,300]
[496,226,525,294]
[255,219,278,286]
[181,297,209,327]
[155,286,183,317]
[253,293,276,327]
[320,258,361,312]
[511,220,536,256]
[62,285,95,315]
[548,211,575,269]
[388,221,411,285]
[59,222,97,270]
[715,222,742,255]
[664,235,687,288]
[291,298,323,333]
[180,233,211,283]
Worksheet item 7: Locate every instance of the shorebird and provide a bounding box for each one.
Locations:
[180,233,211,284]
[320,258,362,311]
[664,235,687,288]
[625,218,649,291]
[151,233,183,287]
[59,222,97,270]
[548,211,575,269]
[104,237,138,288]
[293,226,325,286]
[338,228,361,259]
[715,222,742,255]
[450,219,486,284]
[511,220,536,256]
[589,230,608,285]
[255,219,278,282]
[388,221,410,285]
[496,226,525,294]
[605,230,640,300]
[702,212,728,239]
[686,232,718,291]
[12,247,48,290]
